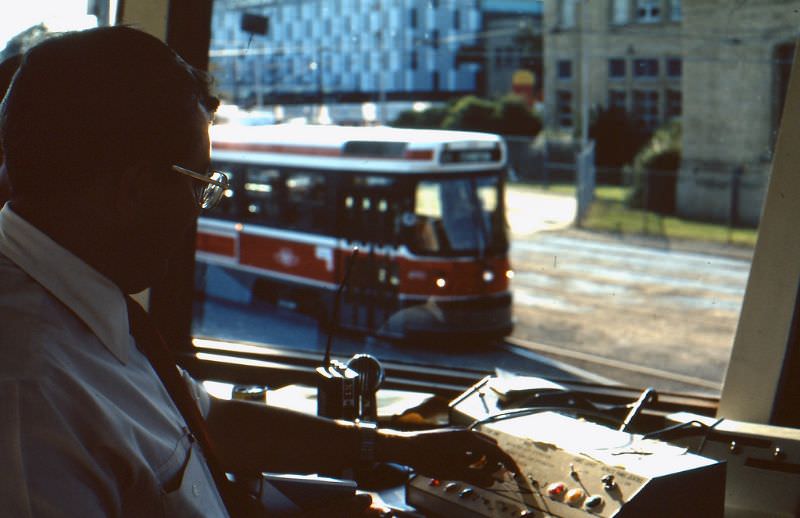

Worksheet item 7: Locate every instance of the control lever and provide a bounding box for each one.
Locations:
[619,387,657,432]
[347,353,385,422]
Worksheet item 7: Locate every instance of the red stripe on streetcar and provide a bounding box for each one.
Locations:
[238,233,336,283]
[213,142,342,156]
[196,233,236,257]
[403,149,434,160]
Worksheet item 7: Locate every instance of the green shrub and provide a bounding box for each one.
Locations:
[391,94,542,137]
[628,120,682,214]
[391,105,448,129]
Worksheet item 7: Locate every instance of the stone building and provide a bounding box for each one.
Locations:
[542,0,800,225]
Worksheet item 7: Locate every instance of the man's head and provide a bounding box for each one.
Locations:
[0,26,219,292]
[0,53,22,205]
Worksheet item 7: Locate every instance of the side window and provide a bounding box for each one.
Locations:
[341,175,399,245]
[243,167,282,225]
[284,171,329,234]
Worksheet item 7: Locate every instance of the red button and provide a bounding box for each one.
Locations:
[547,482,566,497]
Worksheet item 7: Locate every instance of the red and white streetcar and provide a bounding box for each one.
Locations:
[196,123,513,341]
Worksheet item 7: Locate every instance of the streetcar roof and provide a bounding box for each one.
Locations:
[210,123,507,173]
[211,123,503,149]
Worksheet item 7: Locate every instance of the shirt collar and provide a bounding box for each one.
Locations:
[0,204,129,364]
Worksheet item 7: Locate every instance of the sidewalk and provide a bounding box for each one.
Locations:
[505,184,754,262]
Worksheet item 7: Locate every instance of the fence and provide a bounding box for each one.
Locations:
[504,134,757,245]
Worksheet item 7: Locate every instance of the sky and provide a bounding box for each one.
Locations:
[0,0,96,51]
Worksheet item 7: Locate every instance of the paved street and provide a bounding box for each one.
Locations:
[504,186,751,394]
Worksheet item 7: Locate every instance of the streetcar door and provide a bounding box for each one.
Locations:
[339,175,402,336]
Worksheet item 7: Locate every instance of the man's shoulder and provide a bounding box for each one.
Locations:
[0,252,82,378]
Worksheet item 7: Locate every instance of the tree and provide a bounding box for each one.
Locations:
[495,94,542,136]
[589,106,648,184]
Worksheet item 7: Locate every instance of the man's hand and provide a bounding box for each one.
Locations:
[390,427,520,486]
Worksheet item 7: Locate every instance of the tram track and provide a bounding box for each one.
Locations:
[502,336,722,393]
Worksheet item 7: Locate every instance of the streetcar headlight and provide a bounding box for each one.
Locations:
[435,277,447,288]
[505,269,515,280]
[482,270,495,283]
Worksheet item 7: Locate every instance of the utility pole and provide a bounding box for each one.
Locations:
[580,0,590,145]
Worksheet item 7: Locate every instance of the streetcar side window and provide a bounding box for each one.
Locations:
[341,175,401,245]
[243,167,282,225]
[284,171,329,234]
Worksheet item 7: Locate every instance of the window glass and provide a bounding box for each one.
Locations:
[561,0,578,28]
[556,90,573,127]
[608,58,626,79]
[557,59,572,80]
[612,0,629,24]
[667,57,682,78]
[608,89,627,110]
[284,172,328,233]
[410,176,505,256]
[633,89,660,130]
[670,0,682,21]
[194,0,791,398]
[636,0,661,22]
[634,58,659,78]
[243,168,282,224]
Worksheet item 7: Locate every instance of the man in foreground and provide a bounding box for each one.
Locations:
[0,26,516,517]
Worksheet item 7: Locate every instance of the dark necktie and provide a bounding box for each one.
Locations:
[125,296,261,517]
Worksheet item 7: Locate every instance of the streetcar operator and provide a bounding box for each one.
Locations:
[0,27,517,517]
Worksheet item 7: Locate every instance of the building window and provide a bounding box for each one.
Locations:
[670,0,682,21]
[431,29,439,50]
[609,58,626,79]
[609,90,627,110]
[561,0,578,28]
[557,59,572,80]
[633,89,660,130]
[556,90,573,127]
[636,0,661,23]
[453,10,460,30]
[633,58,659,78]
[410,50,418,70]
[409,8,417,28]
[666,89,682,118]
[612,0,629,25]
[667,58,682,78]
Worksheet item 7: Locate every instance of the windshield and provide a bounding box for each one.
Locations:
[183,0,794,398]
[409,174,506,256]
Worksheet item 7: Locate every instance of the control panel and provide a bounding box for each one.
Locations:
[407,376,725,517]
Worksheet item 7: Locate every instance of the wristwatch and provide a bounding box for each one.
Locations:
[354,419,378,464]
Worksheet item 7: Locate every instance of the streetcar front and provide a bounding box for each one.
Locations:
[382,135,514,342]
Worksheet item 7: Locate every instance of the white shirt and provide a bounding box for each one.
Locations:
[0,204,229,517]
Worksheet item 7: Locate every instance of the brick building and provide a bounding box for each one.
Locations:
[542,0,800,225]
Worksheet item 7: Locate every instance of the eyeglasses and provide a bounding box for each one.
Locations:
[171,164,229,210]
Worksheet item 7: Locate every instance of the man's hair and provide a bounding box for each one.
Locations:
[0,26,219,202]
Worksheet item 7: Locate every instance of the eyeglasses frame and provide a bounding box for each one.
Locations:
[171,164,229,209]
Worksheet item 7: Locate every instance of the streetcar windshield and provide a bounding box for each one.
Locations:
[410,175,507,256]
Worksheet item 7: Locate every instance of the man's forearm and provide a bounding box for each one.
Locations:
[205,396,410,474]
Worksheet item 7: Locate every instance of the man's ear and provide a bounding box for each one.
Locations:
[113,162,154,224]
